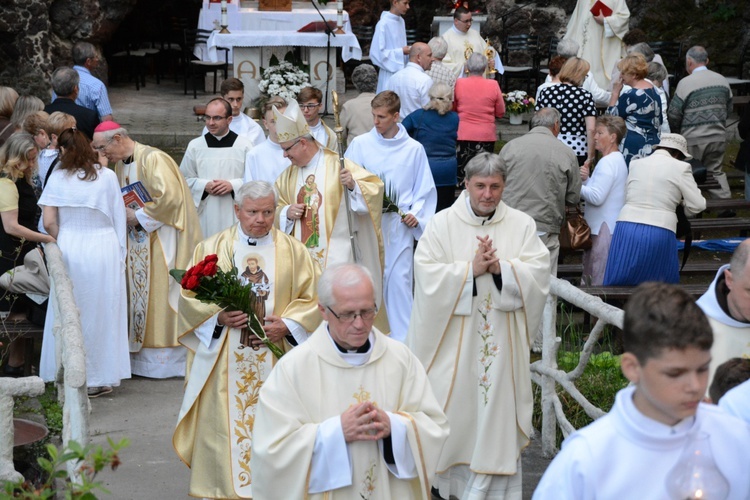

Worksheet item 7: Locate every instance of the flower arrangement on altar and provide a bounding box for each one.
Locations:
[503,90,535,116]
[170,254,285,359]
[258,54,311,104]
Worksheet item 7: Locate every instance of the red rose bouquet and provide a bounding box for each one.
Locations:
[170,254,284,359]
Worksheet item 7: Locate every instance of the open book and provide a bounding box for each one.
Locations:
[590,0,613,17]
[121,181,153,210]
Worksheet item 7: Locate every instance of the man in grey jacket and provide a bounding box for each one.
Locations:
[500,107,581,276]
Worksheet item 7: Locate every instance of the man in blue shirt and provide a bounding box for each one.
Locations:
[71,42,113,122]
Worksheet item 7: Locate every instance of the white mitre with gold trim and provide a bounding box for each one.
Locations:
[274,99,310,143]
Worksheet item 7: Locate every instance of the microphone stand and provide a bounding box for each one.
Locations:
[309,0,335,115]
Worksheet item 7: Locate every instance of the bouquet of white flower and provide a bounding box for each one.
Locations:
[258,55,311,103]
[503,90,535,116]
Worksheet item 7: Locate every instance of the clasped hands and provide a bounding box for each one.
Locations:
[205,179,233,196]
[341,401,391,443]
[473,235,501,277]
[217,310,289,349]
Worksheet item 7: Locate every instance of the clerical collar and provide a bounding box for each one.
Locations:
[464,196,496,224]
[123,154,135,165]
[204,130,239,148]
[451,26,468,36]
[237,224,272,246]
[333,338,371,354]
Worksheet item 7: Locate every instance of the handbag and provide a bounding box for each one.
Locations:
[559,205,593,251]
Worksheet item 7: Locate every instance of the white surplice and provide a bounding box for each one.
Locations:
[346,124,436,341]
[370,11,408,93]
[243,138,290,184]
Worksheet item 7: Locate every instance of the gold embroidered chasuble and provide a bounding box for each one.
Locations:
[115,142,202,350]
[173,225,321,499]
[251,324,449,499]
[274,148,390,332]
[407,193,549,476]
[442,28,490,78]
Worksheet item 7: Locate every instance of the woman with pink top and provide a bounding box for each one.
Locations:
[453,53,505,185]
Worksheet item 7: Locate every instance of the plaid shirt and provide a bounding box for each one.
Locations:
[427,61,456,95]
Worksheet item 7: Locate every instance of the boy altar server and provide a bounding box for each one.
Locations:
[251,263,449,499]
[346,90,436,341]
[534,282,750,500]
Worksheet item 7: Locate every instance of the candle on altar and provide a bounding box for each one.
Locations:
[221,0,228,28]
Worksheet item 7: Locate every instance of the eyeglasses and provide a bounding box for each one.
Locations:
[327,306,377,324]
[205,115,228,122]
[457,18,472,24]
[282,139,301,154]
[299,103,321,110]
[92,136,114,152]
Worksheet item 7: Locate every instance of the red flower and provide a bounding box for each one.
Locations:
[185,275,201,290]
[203,262,218,277]
[204,254,219,264]
[191,263,205,277]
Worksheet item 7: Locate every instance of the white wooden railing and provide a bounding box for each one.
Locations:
[0,243,88,483]
[530,276,624,457]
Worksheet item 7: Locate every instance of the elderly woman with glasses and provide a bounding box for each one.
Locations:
[403,82,459,212]
[38,127,129,397]
[453,52,505,186]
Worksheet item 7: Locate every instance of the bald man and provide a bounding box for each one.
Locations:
[386,42,434,119]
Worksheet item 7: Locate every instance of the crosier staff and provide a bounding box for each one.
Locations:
[331,90,358,263]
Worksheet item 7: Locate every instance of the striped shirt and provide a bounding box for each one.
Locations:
[72,65,112,118]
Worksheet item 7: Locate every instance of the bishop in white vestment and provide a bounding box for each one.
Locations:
[181,98,254,238]
[173,181,321,499]
[251,264,449,499]
[346,92,436,341]
[408,153,549,499]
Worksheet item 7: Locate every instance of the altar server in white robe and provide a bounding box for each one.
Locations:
[201,77,265,146]
[408,153,549,500]
[243,96,290,184]
[696,239,750,388]
[251,263,449,499]
[181,98,254,238]
[346,90,436,341]
[441,7,503,79]
[92,121,203,378]
[173,181,321,499]
[273,99,390,333]
[535,283,750,500]
[370,0,410,93]
[298,86,338,150]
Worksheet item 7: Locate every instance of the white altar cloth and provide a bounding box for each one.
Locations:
[206,31,362,63]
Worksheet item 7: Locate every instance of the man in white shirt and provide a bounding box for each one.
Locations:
[386,42,434,119]
[201,78,265,146]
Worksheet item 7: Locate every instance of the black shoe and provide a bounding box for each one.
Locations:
[431,486,445,499]
[2,364,24,377]
[718,210,737,218]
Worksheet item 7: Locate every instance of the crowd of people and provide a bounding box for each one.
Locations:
[1,1,749,498]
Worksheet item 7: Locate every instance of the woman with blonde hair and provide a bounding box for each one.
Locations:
[10,95,45,133]
[606,53,662,166]
[403,82,460,211]
[536,56,597,166]
[38,128,129,396]
[0,86,19,146]
[0,133,54,375]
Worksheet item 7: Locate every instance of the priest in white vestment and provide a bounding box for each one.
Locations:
[370,0,410,93]
[441,8,503,79]
[535,283,750,500]
[243,96,290,184]
[173,181,321,499]
[696,239,750,388]
[298,86,338,150]
[407,153,549,499]
[92,121,203,378]
[564,0,630,89]
[201,78,265,146]
[251,263,449,499]
[181,98,254,238]
[346,90,436,342]
[273,100,390,333]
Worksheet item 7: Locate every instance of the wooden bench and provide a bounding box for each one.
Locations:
[0,319,44,377]
[704,198,750,212]
[557,261,723,279]
[690,217,750,237]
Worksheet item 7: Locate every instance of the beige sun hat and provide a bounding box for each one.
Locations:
[273,99,310,143]
[654,133,693,160]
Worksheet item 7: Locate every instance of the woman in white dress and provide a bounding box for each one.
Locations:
[39,128,129,397]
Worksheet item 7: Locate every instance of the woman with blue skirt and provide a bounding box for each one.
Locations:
[603,134,705,285]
